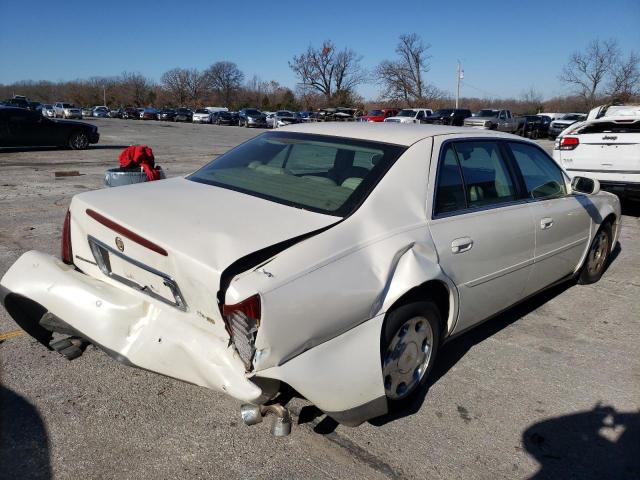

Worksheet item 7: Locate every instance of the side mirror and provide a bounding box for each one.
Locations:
[571,176,600,195]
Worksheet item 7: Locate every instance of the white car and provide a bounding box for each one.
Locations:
[192,109,212,124]
[41,104,55,118]
[384,108,433,124]
[0,124,620,435]
[553,111,640,200]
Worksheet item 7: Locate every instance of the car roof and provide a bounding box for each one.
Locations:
[279,122,517,146]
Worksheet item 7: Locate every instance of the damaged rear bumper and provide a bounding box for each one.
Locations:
[0,251,263,404]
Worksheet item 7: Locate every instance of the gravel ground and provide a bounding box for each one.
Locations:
[0,119,638,480]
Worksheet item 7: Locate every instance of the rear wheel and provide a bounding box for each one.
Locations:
[578,224,612,284]
[381,301,440,406]
[68,131,89,150]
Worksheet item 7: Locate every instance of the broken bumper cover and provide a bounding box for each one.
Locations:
[0,250,263,404]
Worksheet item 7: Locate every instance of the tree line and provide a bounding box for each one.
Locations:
[1,35,637,113]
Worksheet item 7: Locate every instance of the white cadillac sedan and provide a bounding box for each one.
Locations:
[0,123,621,433]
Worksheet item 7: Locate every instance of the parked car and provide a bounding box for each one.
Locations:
[211,111,234,125]
[174,108,193,122]
[360,108,400,122]
[108,108,123,118]
[265,112,276,128]
[384,108,433,124]
[54,102,82,119]
[521,115,550,139]
[0,123,620,435]
[28,101,42,112]
[553,110,640,200]
[273,110,300,127]
[141,108,159,120]
[0,106,99,149]
[81,107,93,117]
[548,113,587,138]
[192,109,212,124]
[299,111,316,122]
[238,108,267,127]
[122,107,139,119]
[157,108,176,121]
[1,96,30,109]
[421,108,472,126]
[41,104,56,118]
[93,106,110,118]
[464,109,525,134]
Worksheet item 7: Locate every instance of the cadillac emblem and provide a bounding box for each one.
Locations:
[115,237,125,252]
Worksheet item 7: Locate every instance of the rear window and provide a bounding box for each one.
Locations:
[573,121,640,134]
[188,132,406,216]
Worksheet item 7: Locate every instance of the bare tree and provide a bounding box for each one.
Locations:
[289,40,365,102]
[120,71,154,106]
[374,34,440,105]
[161,68,192,105]
[559,39,620,108]
[607,51,640,102]
[205,61,244,107]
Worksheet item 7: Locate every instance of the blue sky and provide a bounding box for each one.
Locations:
[1,0,638,100]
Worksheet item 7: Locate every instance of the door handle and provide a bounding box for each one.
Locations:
[540,217,554,229]
[451,237,473,254]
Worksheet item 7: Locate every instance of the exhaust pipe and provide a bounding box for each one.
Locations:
[50,336,87,360]
[240,403,292,436]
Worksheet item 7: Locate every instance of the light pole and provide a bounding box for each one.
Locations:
[456,61,464,108]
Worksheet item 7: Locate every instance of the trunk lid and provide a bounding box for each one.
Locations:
[70,177,338,313]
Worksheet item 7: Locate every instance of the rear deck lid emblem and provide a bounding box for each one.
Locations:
[115,237,124,252]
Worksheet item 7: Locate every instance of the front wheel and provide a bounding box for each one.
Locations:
[381,300,440,405]
[578,224,612,284]
[68,131,89,150]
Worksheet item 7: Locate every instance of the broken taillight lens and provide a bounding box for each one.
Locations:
[223,294,261,370]
[61,210,73,264]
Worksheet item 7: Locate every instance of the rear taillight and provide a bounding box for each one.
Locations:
[61,210,73,264]
[222,294,261,370]
[558,136,579,150]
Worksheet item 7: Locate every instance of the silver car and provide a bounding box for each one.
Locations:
[54,102,82,119]
[0,124,620,433]
[41,104,55,117]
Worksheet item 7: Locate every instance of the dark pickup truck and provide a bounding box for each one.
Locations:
[421,108,472,126]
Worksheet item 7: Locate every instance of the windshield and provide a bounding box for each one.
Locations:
[397,109,417,117]
[177,108,190,113]
[245,109,260,115]
[43,104,52,108]
[559,114,584,121]
[188,132,406,216]
[474,110,498,117]
[195,109,209,114]
[433,109,453,116]
[62,103,74,108]
[368,110,383,116]
[277,111,293,116]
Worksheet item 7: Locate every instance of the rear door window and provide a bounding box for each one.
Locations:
[454,141,517,207]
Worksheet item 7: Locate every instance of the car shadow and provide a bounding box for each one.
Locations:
[523,405,640,479]
[0,386,51,479]
[621,199,640,217]
[0,145,129,153]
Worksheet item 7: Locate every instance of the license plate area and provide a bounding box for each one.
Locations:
[88,236,187,310]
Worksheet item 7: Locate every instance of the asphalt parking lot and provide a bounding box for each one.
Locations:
[1,119,639,480]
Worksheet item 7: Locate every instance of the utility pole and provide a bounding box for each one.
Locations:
[103,85,106,106]
[455,61,463,109]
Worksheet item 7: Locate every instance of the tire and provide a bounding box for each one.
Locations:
[578,223,612,284]
[381,300,441,407]
[68,131,89,150]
